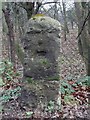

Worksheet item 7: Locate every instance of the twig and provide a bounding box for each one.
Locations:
[42,2,60,6]
[76,10,90,39]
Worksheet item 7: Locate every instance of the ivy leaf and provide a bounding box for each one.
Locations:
[64,95,76,105]
[61,86,65,94]
[26,111,33,116]
[0,78,4,87]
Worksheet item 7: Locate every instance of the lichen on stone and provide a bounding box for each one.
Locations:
[24,15,61,34]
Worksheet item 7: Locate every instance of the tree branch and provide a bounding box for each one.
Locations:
[76,10,90,39]
[42,2,60,6]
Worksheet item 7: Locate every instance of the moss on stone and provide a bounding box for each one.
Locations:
[31,14,45,19]
[26,77,34,84]
[15,43,24,65]
[47,76,60,81]
[39,59,50,67]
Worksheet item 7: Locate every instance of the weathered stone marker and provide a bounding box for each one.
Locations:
[21,15,61,110]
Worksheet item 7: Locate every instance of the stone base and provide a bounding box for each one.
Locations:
[19,80,61,111]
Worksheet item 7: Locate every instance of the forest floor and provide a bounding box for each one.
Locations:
[1,26,90,120]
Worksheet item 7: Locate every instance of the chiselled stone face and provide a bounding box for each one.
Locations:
[22,15,61,81]
[23,32,60,80]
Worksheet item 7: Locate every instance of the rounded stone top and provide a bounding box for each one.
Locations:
[24,14,61,34]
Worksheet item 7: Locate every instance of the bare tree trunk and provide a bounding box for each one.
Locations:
[2,4,16,68]
[54,0,58,20]
[20,2,34,19]
[71,20,74,29]
[62,1,69,41]
[75,2,90,76]
[34,2,42,14]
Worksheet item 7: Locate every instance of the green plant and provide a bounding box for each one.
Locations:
[46,101,55,112]
[64,95,77,105]
[0,77,5,87]
[0,60,21,103]
[61,76,89,105]
[0,86,21,103]
[61,80,75,95]
[26,111,33,116]
[0,60,20,84]
[76,76,90,86]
